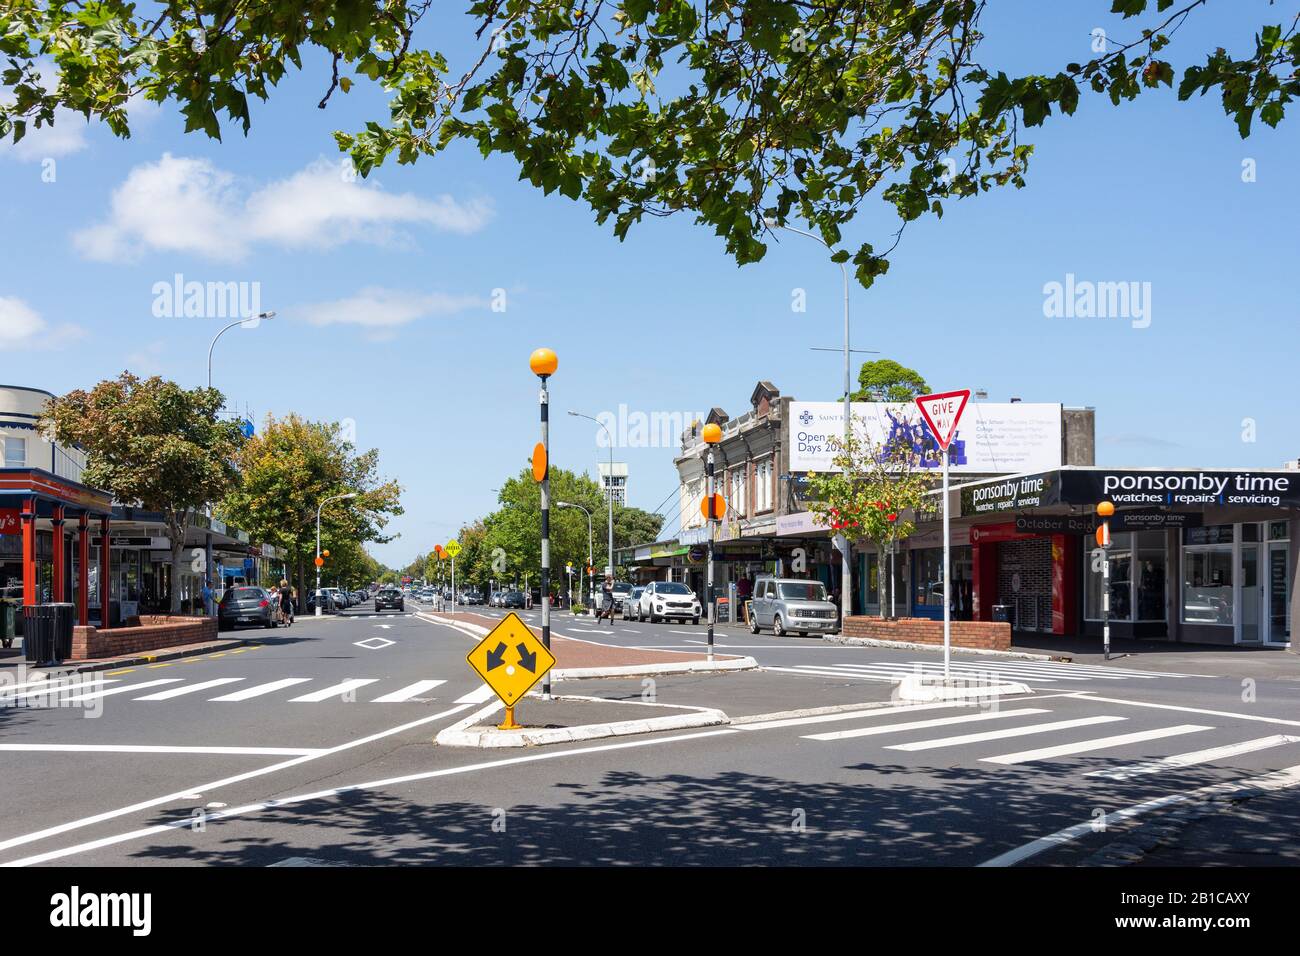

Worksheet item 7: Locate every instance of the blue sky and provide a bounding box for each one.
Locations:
[1,1,1295,567]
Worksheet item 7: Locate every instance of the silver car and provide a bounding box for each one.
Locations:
[747,578,839,637]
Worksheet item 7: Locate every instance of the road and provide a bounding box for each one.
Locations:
[1,598,1297,866]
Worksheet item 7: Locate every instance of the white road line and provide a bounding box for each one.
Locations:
[980,763,1300,867]
[371,680,447,703]
[289,679,379,703]
[823,663,1079,682]
[133,678,244,701]
[982,724,1213,765]
[210,678,312,702]
[4,727,739,867]
[737,701,965,731]
[0,744,323,756]
[0,702,474,861]
[0,675,115,696]
[1065,693,1300,729]
[764,665,905,682]
[804,708,1052,742]
[0,678,121,702]
[454,685,495,705]
[60,679,183,703]
[1083,735,1300,781]
[670,630,701,635]
[886,715,1128,751]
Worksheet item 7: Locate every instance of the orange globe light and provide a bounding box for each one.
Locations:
[1097,501,1115,517]
[529,348,558,377]
[702,422,722,444]
[322,549,330,558]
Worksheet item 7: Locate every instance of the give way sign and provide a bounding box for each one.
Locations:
[914,390,971,451]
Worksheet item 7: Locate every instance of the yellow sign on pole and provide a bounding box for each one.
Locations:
[466,612,556,707]
[445,539,461,558]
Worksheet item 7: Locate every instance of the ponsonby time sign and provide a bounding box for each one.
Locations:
[1065,470,1300,509]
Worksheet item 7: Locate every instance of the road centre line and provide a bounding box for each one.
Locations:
[1066,692,1300,728]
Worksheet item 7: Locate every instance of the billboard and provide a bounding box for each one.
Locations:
[789,401,1062,475]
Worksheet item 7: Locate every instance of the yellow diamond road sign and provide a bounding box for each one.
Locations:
[445,539,461,558]
[466,612,556,707]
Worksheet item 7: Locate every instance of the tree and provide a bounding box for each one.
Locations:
[851,359,930,403]
[41,373,245,613]
[217,413,402,602]
[805,416,933,618]
[5,3,1293,287]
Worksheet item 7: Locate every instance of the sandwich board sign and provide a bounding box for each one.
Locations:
[913,390,971,680]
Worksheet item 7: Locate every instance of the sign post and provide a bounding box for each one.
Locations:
[1096,502,1114,661]
[445,539,461,617]
[915,390,971,682]
[466,612,557,731]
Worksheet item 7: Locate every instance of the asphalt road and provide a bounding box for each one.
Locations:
[1,598,1297,866]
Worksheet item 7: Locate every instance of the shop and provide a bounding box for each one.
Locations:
[943,466,1299,647]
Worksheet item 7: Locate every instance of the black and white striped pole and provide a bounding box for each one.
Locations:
[702,422,723,662]
[1097,500,1115,661]
[531,348,558,699]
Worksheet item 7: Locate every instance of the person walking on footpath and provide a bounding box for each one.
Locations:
[279,579,295,626]
[598,574,616,622]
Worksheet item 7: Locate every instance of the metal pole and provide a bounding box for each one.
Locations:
[451,556,456,618]
[606,432,615,582]
[841,252,853,621]
[540,377,552,698]
[1102,527,1111,661]
[706,447,716,662]
[315,504,322,617]
[942,446,951,681]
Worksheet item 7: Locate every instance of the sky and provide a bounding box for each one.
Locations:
[2,1,1296,568]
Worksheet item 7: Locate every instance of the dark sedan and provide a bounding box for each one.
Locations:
[500,590,526,609]
[218,586,279,631]
[375,588,405,612]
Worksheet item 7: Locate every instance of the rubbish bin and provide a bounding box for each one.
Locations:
[0,602,14,648]
[22,605,53,663]
[991,603,1015,626]
[50,603,75,662]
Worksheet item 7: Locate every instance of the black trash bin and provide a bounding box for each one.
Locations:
[991,603,1015,626]
[21,605,53,663]
[49,603,75,662]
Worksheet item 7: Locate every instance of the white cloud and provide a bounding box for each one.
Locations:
[74,154,493,263]
[2,111,89,162]
[0,296,86,349]
[293,287,485,341]
[125,340,167,375]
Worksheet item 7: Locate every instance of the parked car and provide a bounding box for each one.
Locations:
[623,586,645,620]
[747,577,839,637]
[218,586,280,631]
[500,590,526,609]
[306,589,339,614]
[637,580,701,624]
[611,581,634,611]
[326,587,350,609]
[375,587,405,612]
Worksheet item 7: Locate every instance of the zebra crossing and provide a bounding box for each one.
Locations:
[739,699,1300,776]
[0,674,452,705]
[763,658,1192,688]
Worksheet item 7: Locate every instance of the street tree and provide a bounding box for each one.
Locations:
[41,373,245,614]
[805,420,933,618]
[5,2,1293,287]
[217,413,402,603]
[851,359,930,403]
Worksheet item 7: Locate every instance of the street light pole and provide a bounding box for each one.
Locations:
[764,219,853,621]
[557,501,592,612]
[702,423,722,662]
[531,349,559,699]
[315,491,357,616]
[569,410,616,582]
[207,312,276,390]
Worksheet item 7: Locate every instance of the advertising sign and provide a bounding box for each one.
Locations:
[1062,469,1300,509]
[789,401,1061,474]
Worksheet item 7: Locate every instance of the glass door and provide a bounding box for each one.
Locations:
[1239,544,1261,643]
[1268,542,1291,645]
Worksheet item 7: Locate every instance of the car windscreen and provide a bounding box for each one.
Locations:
[778,582,828,601]
[222,588,264,603]
[657,582,691,595]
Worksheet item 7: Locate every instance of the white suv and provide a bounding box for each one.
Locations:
[637,580,702,624]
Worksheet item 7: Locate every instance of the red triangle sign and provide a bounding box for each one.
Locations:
[914,390,971,451]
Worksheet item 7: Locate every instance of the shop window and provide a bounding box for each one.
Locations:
[914,549,944,606]
[1134,531,1166,621]
[1183,547,1234,625]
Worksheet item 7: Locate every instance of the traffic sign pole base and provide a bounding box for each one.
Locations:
[498,706,522,731]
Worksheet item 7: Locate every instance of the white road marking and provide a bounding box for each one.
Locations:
[1066,693,1300,729]
[210,678,313,701]
[804,708,1052,742]
[980,763,1300,867]
[290,679,379,703]
[1083,735,1300,781]
[737,701,964,731]
[0,744,322,756]
[454,685,496,704]
[887,715,1128,751]
[982,724,1213,765]
[134,678,244,701]
[60,679,183,703]
[0,678,121,702]
[371,680,447,703]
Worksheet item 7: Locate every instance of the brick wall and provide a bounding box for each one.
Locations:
[842,615,1011,651]
[71,616,219,660]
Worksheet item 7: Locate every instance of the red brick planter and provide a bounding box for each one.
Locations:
[842,615,1011,651]
[70,615,219,660]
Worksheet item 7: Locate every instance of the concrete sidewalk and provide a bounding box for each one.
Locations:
[0,635,254,676]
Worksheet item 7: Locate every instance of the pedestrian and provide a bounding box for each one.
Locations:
[599,574,615,622]
[280,579,295,626]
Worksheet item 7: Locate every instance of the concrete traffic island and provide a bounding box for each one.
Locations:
[435,693,728,748]
[893,672,1032,703]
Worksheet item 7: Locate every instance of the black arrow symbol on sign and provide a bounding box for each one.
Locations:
[515,643,537,673]
[486,642,508,670]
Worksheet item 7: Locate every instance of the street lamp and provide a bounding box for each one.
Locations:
[764,217,854,622]
[1097,500,1115,661]
[702,422,722,662]
[568,410,615,583]
[556,501,593,612]
[530,347,558,700]
[315,491,357,616]
[207,311,276,390]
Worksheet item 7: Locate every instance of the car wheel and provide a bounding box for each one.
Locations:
[748,614,759,634]
[773,615,786,637]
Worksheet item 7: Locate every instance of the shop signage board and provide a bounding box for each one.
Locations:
[789,400,1061,474]
[962,472,1061,516]
[1063,469,1300,509]
[0,508,19,534]
[1011,510,1203,535]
